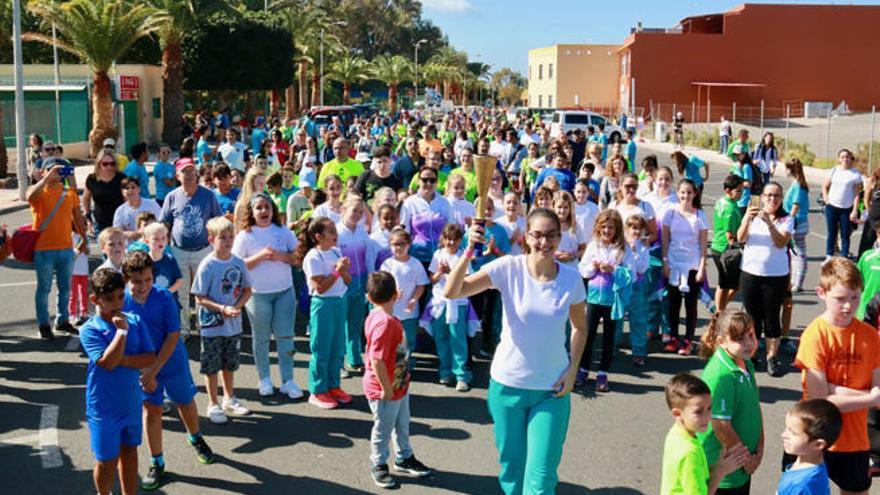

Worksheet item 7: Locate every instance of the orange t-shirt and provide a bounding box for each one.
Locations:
[29,185,79,251]
[795,316,880,452]
[418,138,442,157]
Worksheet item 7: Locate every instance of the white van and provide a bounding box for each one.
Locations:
[549,110,623,141]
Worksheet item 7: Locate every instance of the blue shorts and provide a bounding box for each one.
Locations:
[142,372,197,407]
[87,414,142,461]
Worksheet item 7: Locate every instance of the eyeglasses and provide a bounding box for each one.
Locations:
[419,177,437,184]
[43,147,56,152]
[527,230,559,241]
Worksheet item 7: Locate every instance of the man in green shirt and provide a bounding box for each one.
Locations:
[316,137,364,189]
[711,175,745,312]
[726,129,751,161]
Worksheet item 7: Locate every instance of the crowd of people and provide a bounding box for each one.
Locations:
[10,104,880,495]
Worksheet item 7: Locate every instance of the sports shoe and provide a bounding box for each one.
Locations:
[141,463,165,491]
[162,400,173,415]
[55,321,78,335]
[575,367,588,386]
[632,356,646,367]
[438,377,452,385]
[780,339,799,355]
[328,387,352,404]
[768,357,786,377]
[455,381,470,392]
[595,372,610,392]
[258,378,275,397]
[371,464,397,488]
[677,340,693,356]
[308,393,338,410]
[344,363,364,374]
[474,348,493,360]
[280,380,304,400]
[663,338,679,353]
[222,397,251,416]
[393,455,432,477]
[188,435,215,464]
[74,316,89,327]
[207,404,227,424]
[340,368,353,379]
[661,334,672,344]
[38,324,54,342]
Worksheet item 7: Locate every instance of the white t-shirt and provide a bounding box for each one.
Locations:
[575,201,599,247]
[112,199,162,236]
[217,141,247,172]
[741,215,794,277]
[642,190,678,222]
[428,248,469,305]
[72,233,89,276]
[495,215,526,255]
[448,198,476,228]
[302,247,347,297]
[827,166,863,208]
[558,228,586,268]
[483,255,586,390]
[380,256,429,321]
[231,224,297,293]
[612,200,656,225]
[662,208,709,272]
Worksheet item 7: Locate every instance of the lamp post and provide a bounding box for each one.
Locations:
[320,20,347,107]
[13,0,26,198]
[412,39,428,104]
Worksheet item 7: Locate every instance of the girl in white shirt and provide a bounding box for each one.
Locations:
[495,192,525,256]
[573,179,598,247]
[552,191,585,267]
[369,203,397,271]
[446,173,476,229]
[380,229,430,364]
[313,174,344,224]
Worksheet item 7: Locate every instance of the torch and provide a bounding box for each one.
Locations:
[472,154,498,256]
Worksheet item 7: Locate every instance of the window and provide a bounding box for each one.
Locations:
[548,95,553,107]
[551,112,560,123]
[548,63,553,79]
[565,114,589,124]
[538,95,543,107]
[152,98,161,119]
[538,65,543,79]
[591,116,606,126]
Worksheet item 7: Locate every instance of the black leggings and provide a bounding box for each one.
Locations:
[740,271,788,340]
[470,289,500,352]
[580,303,615,372]
[668,270,700,342]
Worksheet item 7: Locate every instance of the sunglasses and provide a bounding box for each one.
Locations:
[623,184,638,190]
[419,177,437,184]
[100,161,116,167]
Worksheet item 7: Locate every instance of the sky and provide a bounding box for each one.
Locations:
[420,0,880,74]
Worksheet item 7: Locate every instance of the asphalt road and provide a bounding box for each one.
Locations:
[0,148,854,494]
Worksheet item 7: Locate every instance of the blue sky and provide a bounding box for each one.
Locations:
[420,0,880,74]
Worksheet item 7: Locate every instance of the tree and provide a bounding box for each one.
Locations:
[24,0,167,156]
[428,46,467,100]
[491,67,526,106]
[271,0,332,115]
[370,55,412,114]
[328,55,369,104]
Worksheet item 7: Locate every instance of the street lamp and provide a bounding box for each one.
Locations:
[320,20,347,107]
[413,39,428,104]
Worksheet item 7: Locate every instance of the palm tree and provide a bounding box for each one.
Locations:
[329,55,369,105]
[370,55,412,114]
[272,0,327,116]
[419,62,447,96]
[25,0,166,156]
[428,46,467,100]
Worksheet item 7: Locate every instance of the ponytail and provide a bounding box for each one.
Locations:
[293,216,329,265]
[699,309,754,360]
[699,312,722,359]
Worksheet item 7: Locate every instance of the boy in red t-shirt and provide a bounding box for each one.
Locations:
[364,271,432,489]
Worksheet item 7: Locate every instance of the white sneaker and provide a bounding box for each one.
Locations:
[207,404,228,424]
[279,380,304,399]
[258,378,275,397]
[222,396,251,416]
[455,381,470,392]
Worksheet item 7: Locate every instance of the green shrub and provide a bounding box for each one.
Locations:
[856,141,880,172]
[683,130,719,151]
[812,159,836,169]
[778,137,816,168]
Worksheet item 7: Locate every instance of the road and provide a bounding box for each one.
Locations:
[0,147,851,494]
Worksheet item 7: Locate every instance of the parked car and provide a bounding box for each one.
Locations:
[548,110,624,141]
[309,105,357,130]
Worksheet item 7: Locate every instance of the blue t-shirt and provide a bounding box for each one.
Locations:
[777,463,830,495]
[731,162,754,208]
[153,160,176,201]
[196,138,212,165]
[626,140,637,165]
[124,287,187,381]
[124,161,152,199]
[214,187,241,215]
[160,186,222,250]
[251,127,267,154]
[81,313,155,418]
[587,178,601,204]
[191,254,252,338]
[462,223,512,272]
[152,252,183,292]
[534,167,577,194]
[784,182,810,229]
[685,156,705,189]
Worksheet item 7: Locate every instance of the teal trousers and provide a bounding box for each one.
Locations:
[343,275,366,367]
[431,305,472,383]
[308,296,346,394]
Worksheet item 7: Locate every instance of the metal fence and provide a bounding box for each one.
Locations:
[0,90,90,147]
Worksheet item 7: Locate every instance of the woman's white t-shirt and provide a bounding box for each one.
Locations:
[662,208,709,272]
[380,256,429,321]
[827,166,863,209]
[643,190,678,223]
[483,255,586,390]
[612,200,656,225]
[232,224,298,293]
[302,247,347,297]
[741,215,795,277]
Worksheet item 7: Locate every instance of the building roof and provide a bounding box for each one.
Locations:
[690,81,766,87]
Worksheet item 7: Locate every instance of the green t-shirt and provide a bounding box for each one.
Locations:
[440,130,455,147]
[661,422,709,495]
[711,196,743,253]
[726,139,751,161]
[857,248,880,319]
[317,157,365,189]
[408,171,448,195]
[698,348,762,490]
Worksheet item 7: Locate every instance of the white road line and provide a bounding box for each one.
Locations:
[0,281,37,288]
[64,336,80,352]
[39,405,61,469]
[0,433,40,448]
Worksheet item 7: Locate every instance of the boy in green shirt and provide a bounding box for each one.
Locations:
[711,175,744,312]
[856,223,880,319]
[661,373,748,495]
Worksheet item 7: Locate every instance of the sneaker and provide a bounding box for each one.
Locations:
[780,339,799,355]
[575,367,588,386]
[38,324,54,342]
[438,377,452,386]
[74,316,89,326]
[792,285,804,294]
[752,355,767,372]
[677,340,693,356]
[768,357,786,377]
[393,455,432,477]
[207,404,227,424]
[258,378,275,397]
[340,368,353,379]
[663,338,679,353]
[279,380,304,400]
[222,397,251,416]
[455,381,470,392]
[661,334,672,344]
[632,356,646,367]
[55,321,78,335]
[371,464,397,489]
[344,363,365,374]
[595,372,610,393]
[308,393,338,410]
[474,348,493,360]
[141,463,166,491]
[328,387,352,404]
[188,436,215,464]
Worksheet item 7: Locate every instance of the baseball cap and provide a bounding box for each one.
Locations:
[102,138,116,147]
[732,144,745,155]
[299,177,314,189]
[175,157,196,172]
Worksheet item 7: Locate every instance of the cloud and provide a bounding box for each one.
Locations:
[421,0,473,14]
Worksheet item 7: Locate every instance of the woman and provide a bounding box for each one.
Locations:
[598,154,628,209]
[612,172,658,245]
[822,148,862,260]
[233,167,267,233]
[859,164,880,258]
[444,208,587,495]
[27,133,43,181]
[784,158,810,292]
[737,182,793,377]
[399,167,451,264]
[83,149,125,234]
[453,129,473,159]
[753,132,778,184]
[270,129,289,167]
[671,150,709,192]
[296,136,322,187]
[448,148,478,202]
[232,193,302,398]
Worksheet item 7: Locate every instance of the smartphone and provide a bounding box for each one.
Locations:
[749,195,761,210]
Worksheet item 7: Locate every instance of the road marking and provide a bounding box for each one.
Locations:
[39,405,62,469]
[64,336,80,352]
[0,281,37,288]
[0,433,40,448]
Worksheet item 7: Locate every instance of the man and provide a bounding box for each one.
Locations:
[103,138,129,172]
[392,138,423,187]
[568,129,587,173]
[195,126,215,166]
[250,117,267,156]
[217,129,247,173]
[672,112,685,149]
[488,129,511,164]
[317,138,365,189]
[727,128,751,162]
[418,125,442,157]
[124,142,152,199]
[519,121,540,146]
[718,116,732,155]
[354,146,402,202]
[159,158,222,338]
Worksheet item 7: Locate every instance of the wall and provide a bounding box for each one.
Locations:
[527,46,556,108]
[554,44,620,109]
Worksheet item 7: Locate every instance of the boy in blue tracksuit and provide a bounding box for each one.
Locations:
[121,251,214,490]
[80,268,156,495]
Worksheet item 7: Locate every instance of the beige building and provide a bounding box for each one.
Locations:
[527,44,621,109]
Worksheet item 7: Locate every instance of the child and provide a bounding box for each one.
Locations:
[337,196,372,375]
[191,217,253,424]
[553,191,586,267]
[697,310,763,494]
[98,227,126,272]
[446,173,476,229]
[794,257,880,495]
[380,229,430,366]
[280,164,299,204]
[212,163,240,216]
[231,168,244,189]
[297,217,353,410]
[661,372,749,495]
[266,171,287,223]
[143,222,182,295]
[363,271,432,488]
[533,185,554,210]
[70,232,89,326]
[711,175,744,312]
[286,177,313,231]
[577,209,628,392]
[574,179,598,245]
[80,268,156,495]
[121,252,214,490]
[125,211,157,253]
[578,161,601,204]
[778,399,842,495]
[153,144,177,207]
[495,192,525,256]
[371,203,399,270]
[423,224,474,391]
[623,215,651,366]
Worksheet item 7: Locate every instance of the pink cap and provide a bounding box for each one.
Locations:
[175,157,196,172]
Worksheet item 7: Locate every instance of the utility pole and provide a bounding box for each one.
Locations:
[13,0,27,199]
